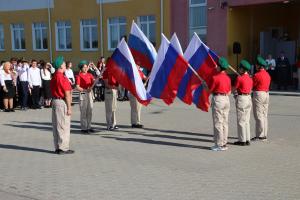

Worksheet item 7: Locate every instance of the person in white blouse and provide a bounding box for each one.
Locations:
[28,60,42,109]
[65,61,75,87]
[1,62,16,112]
[17,59,30,110]
[265,54,276,89]
[41,61,52,108]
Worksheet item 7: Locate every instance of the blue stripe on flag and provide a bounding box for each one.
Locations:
[112,48,135,82]
[128,34,155,64]
[149,45,178,98]
[192,85,204,105]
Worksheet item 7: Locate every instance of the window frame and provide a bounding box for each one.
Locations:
[107,16,127,51]
[0,24,4,51]
[189,0,207,41]
[80,19,98,51]
[55,20,72,52]
[32,22,48,51]
[11,23,26,51]
[137,15,156,45]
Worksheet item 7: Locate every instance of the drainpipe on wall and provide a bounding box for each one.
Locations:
[47,0,53,62]
[99,0,104,56]
[161,0,164,35]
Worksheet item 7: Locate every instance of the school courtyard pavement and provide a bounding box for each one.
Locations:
[0,94,299,200]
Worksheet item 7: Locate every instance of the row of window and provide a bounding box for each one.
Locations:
[0,15,156,52]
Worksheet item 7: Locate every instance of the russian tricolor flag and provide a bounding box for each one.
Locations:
[128,22,157,70]
[177,33,217,111]
[107,38,152,106]
[147,34,189,105]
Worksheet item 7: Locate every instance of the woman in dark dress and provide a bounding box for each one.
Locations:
[1,62,16,112]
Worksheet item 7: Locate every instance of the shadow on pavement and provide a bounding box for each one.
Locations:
[101,136,212,150]
[0,144,54,154]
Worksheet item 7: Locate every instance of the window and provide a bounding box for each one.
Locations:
[108,17,126,50]
[80,19,98,51]
[11,23,25,51]
[32,22,48,50]
[189,0,207,42]
[137,15,156,46]
[56,21,72,51]
[0,24,4,50]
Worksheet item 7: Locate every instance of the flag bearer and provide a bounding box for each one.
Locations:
[103,62,119,131]
[129,66,147,128]
[251,56,271,142]
[50,56,74,155]
[233,60,253,146]
[209,57,231,151]
[76,60,96,134]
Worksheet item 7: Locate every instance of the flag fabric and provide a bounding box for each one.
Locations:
[147,34,189,105]
[170,33,183,55]
[128,22,157,70]
[107,38,152,106]
[192,85,211,112]
[177,33,218,111]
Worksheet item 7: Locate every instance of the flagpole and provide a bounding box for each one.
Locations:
[228,65,240,76]
[187,64,209,89]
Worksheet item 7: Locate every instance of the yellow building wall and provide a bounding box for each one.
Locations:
[0,9,49,61]
[0,0,171,69]
[227,4,300,67]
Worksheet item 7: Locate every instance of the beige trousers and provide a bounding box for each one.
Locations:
[298,68,300,90]
[236,95,252,142]
[253,91,269,138]
[128,93,142,125]
[79,92,93,130]
[52,99,71,151]
[212,95,230,147]
[105,88,117,128]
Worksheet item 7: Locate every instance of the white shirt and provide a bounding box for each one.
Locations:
[65,68,75,84]
[28,67,42,87]
[266,58,276,70]
[1,71,13,86]
[17,64,29,82]
[41,69,51,81]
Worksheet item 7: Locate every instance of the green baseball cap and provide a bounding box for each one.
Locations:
[78,60,88,69]
[257,55,267,67]
[53,56,64,69]
[218,57,229,70]
[239,59,251,71]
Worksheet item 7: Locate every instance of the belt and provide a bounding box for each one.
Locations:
[53,97,64,100]
[213,93,227,96]
[238,93,250,96]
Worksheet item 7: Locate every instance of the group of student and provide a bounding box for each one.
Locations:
[210,55,271,151]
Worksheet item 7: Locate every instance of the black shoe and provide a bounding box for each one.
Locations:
[4,109,10,112]
[258,136,267,141]
[54,149,60,154]
[132,124,144,128]
[246,141,250,146]
[58,149,74,155]
[10,109,15,112]
[88,129,95,133]
[107,126,114,131]
[81,130,89,134]
[251,137,259,141]
[233,141,246,146]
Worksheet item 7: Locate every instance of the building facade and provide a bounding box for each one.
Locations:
[0,0,171,64]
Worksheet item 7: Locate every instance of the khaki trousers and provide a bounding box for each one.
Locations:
[79,92,93,130]
[105,88,117,128]
[212,95,230,147]
[52,99,70,151]
[128,93,142,125]
[253,91,269,138]
[236,95,252,142]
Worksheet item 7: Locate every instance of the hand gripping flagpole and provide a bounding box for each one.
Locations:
[187,63,209,90]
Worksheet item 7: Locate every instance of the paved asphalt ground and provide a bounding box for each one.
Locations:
[0,94,299,200]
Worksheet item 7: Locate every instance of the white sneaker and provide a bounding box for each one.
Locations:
[210,145,222,151]
[221,146,228,151]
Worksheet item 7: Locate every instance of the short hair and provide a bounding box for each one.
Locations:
[31,59,38,63]
[10,57,17,62]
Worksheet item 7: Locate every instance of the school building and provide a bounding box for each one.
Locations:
[0,0,171,64]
